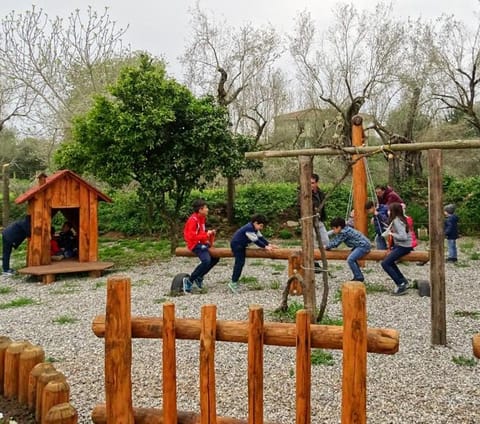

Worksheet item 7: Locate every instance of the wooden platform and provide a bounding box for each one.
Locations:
[17,259,114,284]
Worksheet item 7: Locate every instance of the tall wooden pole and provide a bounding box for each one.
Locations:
[428,150,446,345]
[298,156,316,321]
[351,116,368,236]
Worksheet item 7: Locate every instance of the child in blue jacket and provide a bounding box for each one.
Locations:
[229,214,278,293]
[444,204,459,262]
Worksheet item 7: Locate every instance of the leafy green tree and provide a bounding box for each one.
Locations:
[55,54,239,249]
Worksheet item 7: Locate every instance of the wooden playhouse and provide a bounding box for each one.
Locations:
[15,170,114,283]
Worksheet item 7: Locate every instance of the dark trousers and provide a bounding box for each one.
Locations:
[231,244,246,283]
[2,238,13,272]
[190,244,219,282]
[381,245,413,286]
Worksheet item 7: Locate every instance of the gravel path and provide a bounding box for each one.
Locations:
[0,242,479,423]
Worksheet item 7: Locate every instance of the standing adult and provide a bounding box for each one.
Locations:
[375,185,404,206]
[2,215,31,276]
[380,203,412,296]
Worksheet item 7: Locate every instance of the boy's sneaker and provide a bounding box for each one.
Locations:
[2,269,15,276]
[193,278,203,289]
[228,281,239,294]
[446,258,457,263]
[392,283,408,296]
[314,262,322,274]
[182,277,193,294]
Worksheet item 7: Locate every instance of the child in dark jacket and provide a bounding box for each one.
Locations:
[444,204,459,262]
[326,217,371,282]
[365,200,389,250]
[229,214,279,293]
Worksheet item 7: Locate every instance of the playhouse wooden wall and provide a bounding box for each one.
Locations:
[26,175,99,267]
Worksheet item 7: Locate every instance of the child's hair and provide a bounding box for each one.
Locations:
[251,214,267,225]
[365,200,375,210]
[330,217,346,229]
[192,198,207,212]
[312,173,319,182]
[444,204,456,214]
[62,221,73,230]
[388,202,408,230]
[51,226,56,236]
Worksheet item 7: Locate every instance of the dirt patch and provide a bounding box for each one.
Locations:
[0,397,35,423]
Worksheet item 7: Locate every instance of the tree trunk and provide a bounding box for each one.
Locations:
[2,164,10,226]
[226,176,235,224]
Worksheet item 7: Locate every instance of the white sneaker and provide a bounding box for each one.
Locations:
[228,281,239,294]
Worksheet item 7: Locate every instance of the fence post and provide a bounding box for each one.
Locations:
[162,302,177,424]
[4,340,30,399]
[19,345,45,405]
[0,336,12,395]
[200,304,217,424]
[296,309,311,424]
[105,276,134,423]
[45,402,78,424]
[248,305,264,424]
[341,282,367,424]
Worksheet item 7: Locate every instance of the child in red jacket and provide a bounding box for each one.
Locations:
[182,199,218,293]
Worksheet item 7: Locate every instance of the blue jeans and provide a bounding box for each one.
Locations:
[190,244,219,282]
[347,246,370,281]
[447,239,457,260]
[2,237,13,272]
[231,244,246,283]
[381,245,413,286]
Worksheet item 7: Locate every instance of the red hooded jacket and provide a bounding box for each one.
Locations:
[183,212,210,251]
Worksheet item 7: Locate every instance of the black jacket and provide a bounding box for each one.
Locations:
[2,216,31,248]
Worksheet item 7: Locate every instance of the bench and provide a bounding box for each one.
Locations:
[17,259,114,284]
[175,247,430,294]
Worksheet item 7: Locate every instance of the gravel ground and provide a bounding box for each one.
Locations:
[0,241,479,423]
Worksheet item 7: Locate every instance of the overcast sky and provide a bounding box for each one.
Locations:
[1,0,479,78]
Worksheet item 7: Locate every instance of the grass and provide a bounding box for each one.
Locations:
[52,315,78,324]
[0,286,14,295]
[311,349,335,366]
[453,310,480,319]
[0,297,36,309]
[452,355,477,367]
[239,276,263,291]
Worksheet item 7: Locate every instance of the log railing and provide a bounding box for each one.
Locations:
[91,276,399,424]
[473,334,480,359]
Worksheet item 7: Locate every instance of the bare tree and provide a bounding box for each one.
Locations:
[290,3,405,147]
[0,6,129,143]
[425,12,480,133]
[180,4,285,222]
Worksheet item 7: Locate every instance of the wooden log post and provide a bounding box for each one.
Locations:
[93,316,399,355]
[473,334,480,359]
[248,305,264,424]
[35,370,65,422]
[351,115,368,237]
[4,340,30,399]
[296,310,311,424]
[428,150,446,345]
[175,246,430,263]
[0,336,12,395]
[200,304,217,424]
[162,302,177,424]
[28,362,56,411]
[42,379,70,424]
[18,345,45,405]
[287,250,304,295]
[341,282,367,424]
[105,276,134,423]
[45,402,78,424]
[298,156,316,320]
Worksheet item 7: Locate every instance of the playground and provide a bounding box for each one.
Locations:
[0,235,479,423]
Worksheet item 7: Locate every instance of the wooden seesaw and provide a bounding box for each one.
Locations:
[174,246,430,295]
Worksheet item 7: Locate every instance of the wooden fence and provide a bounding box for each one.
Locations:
[91,276,399,423]
[0,337,77,423]
[474,334,480,359]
